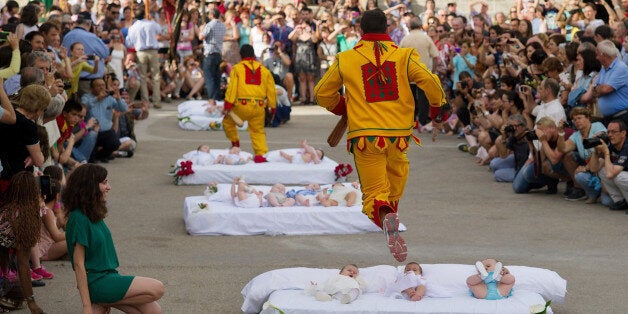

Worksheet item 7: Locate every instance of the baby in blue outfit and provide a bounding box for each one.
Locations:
[467,258,515,300]
[286,183,321,206]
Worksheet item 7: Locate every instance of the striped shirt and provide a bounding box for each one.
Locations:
[201,19,226,56]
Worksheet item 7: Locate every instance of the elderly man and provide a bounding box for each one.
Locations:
[521,78,566,129]
[594,40,628,127]
[62,12,109,98]
[589,120,628,211]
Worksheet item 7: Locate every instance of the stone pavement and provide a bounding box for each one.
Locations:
[31,102,627,313]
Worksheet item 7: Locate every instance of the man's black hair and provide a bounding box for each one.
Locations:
[360,9,387,34]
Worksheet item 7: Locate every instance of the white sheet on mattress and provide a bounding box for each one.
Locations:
[183,184,407,236]
[174,148,339,185]
[241,265,566,313]
[262,290,552,314]
[177,100,248,131]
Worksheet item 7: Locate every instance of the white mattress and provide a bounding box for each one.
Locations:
[183,183,406,236]
[242,264,566,314]
[173,148,339,185]
[177,100,248,131]
[263,290,552,314]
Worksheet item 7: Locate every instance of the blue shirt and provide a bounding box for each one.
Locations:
[595,58,628,117]
[80,93,128,132]
[610,139,628,171]
[569,122,607,162]
[62,27,109,79]
[125,19,161,51]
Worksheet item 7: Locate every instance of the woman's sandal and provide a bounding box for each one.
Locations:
[383,213,407,262]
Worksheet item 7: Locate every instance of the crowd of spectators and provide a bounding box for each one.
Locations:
[416,0,628,214]
[0,0,627,310]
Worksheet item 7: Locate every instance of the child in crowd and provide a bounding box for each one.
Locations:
[230,176,263,208]
[286,183,321,206]
[317,182,359,207]
[264,183,296,207]
[37,178,67,261]
[309,264,367,304]
[279,139,324,164]
[215,146,251,165]
[43,165,67,228]
[467,258,515,300]
[384,262,426,301]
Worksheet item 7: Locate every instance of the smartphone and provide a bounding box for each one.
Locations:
[454,47,462,53]
[63,81,72,90]
[86,55,95,60]
[0,31,9,42]
[38,175,51,196]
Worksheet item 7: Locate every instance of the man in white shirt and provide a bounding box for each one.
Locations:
[529,78,567,127]
[399,15,440,127]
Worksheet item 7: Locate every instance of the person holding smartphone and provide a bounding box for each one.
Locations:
[67,42,100,99]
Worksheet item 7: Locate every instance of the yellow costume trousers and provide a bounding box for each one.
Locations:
[223,99,268,156]
[351,136,411,228]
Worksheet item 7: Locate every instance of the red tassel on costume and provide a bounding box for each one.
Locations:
[254,155,268,163]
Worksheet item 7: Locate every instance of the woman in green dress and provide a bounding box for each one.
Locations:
[63,164,164,313]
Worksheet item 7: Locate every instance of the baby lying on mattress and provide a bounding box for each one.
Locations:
[308,264,367,304]
[186,145,253,166]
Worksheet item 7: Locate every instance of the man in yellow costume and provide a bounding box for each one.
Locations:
[223,44,277,163]
[315,9,447,262]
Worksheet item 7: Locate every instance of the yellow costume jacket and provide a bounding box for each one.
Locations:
[314,33,446,139]
[223,57,277,111]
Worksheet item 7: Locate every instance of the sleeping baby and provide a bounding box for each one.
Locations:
[215,146,252,165]
[185,145,217,166]
[308,264,367,304]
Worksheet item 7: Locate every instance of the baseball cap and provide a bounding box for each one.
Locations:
[76,11,92,24]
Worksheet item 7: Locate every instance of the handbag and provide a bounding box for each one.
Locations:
[567,74,593,108]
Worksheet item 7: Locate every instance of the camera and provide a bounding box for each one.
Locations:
[63,81,72,90]
[86,54,95,60]
[525,130,538,141]
[268,48,274,52]
[582,133,610,149]
[504,125,515,135]
[108,91,115,96]
[460,81,468,89]
[37,175,51,197]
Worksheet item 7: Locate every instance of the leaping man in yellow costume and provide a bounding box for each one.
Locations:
[314,9,447,262]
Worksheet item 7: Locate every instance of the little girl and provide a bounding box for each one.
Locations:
[230,177,263,208]
[309,264,367,304]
